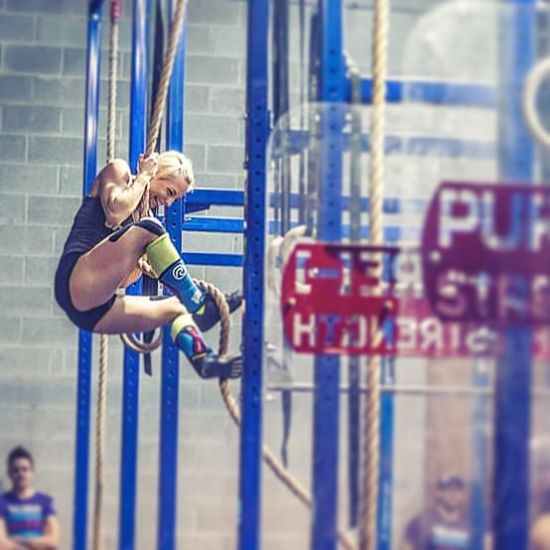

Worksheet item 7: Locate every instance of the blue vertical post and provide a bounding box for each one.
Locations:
[119,1,149,548]
[73,2,105,549]
[311,1,345,548]
[494,1,535,549]
[378,359,394,550]
[470,361,489,549]
[157,1,186,548]
[239,0,269,548]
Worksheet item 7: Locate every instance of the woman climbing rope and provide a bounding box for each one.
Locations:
[54,151,243,380]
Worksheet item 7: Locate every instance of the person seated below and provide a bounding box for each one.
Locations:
[0,446,59,550]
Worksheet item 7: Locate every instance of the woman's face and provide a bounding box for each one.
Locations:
[149,174,190,209]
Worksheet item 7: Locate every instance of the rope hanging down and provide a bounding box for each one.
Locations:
[360,0,390,548]
[120,0,188,353]
[201,282,356,550]
[92,2,121,549]
[133,0,188,221]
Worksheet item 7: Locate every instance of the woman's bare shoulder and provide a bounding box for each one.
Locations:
[104,158,132,181]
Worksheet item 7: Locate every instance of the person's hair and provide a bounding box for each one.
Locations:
[7,446,34,470]
[156,151,194,190]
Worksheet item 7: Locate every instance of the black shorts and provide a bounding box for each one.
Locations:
[54,252,116,331]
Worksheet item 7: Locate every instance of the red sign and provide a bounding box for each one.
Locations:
[421,182,550,325]
[281,243,399,355]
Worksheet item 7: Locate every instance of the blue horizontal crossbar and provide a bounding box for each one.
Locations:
[269,194,429,213]
[181,216,419,242]
[281,131,495,159]
[182,252,243,267]
[356,78,497,107]
[185,189,244,213]
[183,216,244,233]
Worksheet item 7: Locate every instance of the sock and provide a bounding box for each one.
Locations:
[146,233,204,313]
[170,314,242,380]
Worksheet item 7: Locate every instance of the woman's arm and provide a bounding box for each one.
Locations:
[100,155,158,228]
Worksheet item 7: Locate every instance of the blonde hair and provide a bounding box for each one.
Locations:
[156,150,195,190]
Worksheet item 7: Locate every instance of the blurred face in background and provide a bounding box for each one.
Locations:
[8,457,33,493]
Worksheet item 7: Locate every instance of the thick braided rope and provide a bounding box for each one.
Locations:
[360,0,389,549]
[92,5,120,549]
[199,282,356,550]
[133,0,188,221]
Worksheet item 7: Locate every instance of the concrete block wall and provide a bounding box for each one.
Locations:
[0,0,449,549]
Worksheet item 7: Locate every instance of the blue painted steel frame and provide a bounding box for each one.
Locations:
[311,1,345,548]
[354,79,497,107]
[494,1,535,548]
[119,1,149,548]
[157,1,186,548]
[238,0,269,548]
[73,2,105,548]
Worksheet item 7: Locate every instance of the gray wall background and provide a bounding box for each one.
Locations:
[0,1,450,549]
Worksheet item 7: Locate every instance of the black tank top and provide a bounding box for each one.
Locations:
[60,196,113,258]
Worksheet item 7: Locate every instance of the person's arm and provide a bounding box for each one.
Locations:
[100,155,158,228]
[13,515,59,550]
[0,519,24,550]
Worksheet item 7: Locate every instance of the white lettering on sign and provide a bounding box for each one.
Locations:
[439,188,480,248]
[437,187,550,252]
[293,313,316,348]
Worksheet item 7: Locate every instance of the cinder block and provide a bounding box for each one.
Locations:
[187,25,213,55]
[58,165,83,196]
[0,194,25,224]
[6,0,63,12]
[25,256,58,286]
[0,135,26,162]
[4,45,62,75]
[186,114,241,145]
[53,227,70,255]
[211,25,246,58]
[3,105,61,134]
[28,195,80,226]
[32,76,85,106]
[210,87,244,115]
[0,317,21,344]
[0,75,32,101]
[194,173,236,188]
[0,225,54,255]
[185,144,206,172]
[23,316,76,346]
[0,13,35,41]
[60,107,84,136]
[0,347,57,377]
[187,56,239,85]
[206,145,244,173]
[0,164,58,194]
[0,286,51,315]
[0,255,23,284]
[188,1,243,26]
[36,15,86,47]
[185,85,210,113]
[28,136,82,165]
[61,48,86,77]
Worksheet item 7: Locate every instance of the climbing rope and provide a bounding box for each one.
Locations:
[119,0,188,353]
[360,0,389,548]
[92,3,120,550]
[200,281,356,550]
[133,0,188,221]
